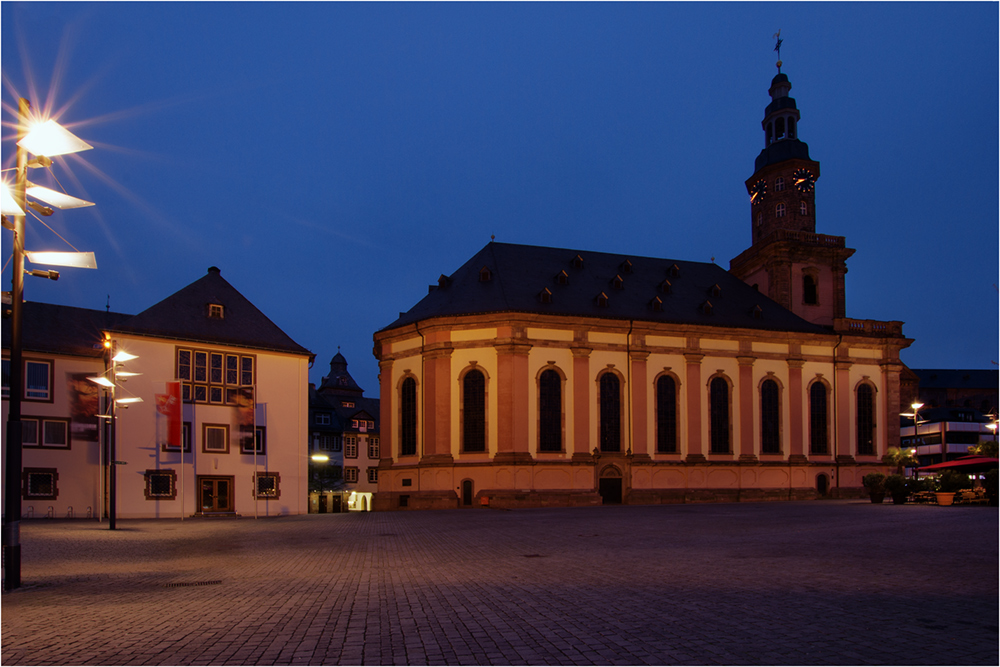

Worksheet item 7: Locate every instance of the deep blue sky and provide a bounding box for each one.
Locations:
[3,2,997,396]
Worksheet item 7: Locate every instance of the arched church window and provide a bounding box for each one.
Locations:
[857,384,876,456]
[775,117,786,140]
[775,203,786,218]
[709,377,730,454]
[400,377,417,456]
[810,382,828,454]
[656,375,677,454]
[766,122,773,144]
[463,369,486,452]
[599,373,621,452]
[760,379,780,454]
[800,201,807,215]
[775,177,785,191]
[803,274,818,305]
[538,370,562,452]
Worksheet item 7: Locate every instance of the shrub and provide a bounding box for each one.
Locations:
[862,472,886,493]
[937,469,973,493]
[884,474,907,494]
[983,469,998,506]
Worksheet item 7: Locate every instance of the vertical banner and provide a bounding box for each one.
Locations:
[67,372,99,442]
[234,386,255,452]
[155,381,182,450]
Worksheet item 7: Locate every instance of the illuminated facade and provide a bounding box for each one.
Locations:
[2,267,313,519]
[371,69,912,510]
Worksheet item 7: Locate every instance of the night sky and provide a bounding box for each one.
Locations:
[3,2,997,396]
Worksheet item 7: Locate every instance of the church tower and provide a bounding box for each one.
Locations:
[730,60,855,327]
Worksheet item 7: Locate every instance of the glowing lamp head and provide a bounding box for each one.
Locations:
[18,119,93,157]
[87,376,115,388]
[112,350,138,363]
[310,454,330,462]
[2,182,24,216]
[911,402,924,411]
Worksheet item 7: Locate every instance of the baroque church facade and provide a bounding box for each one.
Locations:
[370,67,912,510]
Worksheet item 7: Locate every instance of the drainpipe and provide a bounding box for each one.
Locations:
[626,319,633,456]
[833,335,843,495]
[416,322,425,494]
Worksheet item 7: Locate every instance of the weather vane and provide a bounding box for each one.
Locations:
[773,29,783,72]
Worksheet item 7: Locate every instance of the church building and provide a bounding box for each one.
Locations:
[371,66,912,510]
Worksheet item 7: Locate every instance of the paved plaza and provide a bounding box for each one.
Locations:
[1,501,997,666]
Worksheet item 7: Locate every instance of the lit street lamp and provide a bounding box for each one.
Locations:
[900,401,924,478]
[3,98,95,591]
[88,345,142,531]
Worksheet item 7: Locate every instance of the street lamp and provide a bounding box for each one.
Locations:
[88,344,142,531]
[3,98,95,590]
[900,402,923,478]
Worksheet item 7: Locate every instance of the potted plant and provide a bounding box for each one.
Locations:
[935,469,972,506]
[885,474,908,504]
[862,472,887,504]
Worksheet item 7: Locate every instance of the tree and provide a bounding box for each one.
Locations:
[968,441,998,458]
[883,446,918,475]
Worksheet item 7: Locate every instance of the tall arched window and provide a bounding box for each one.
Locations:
[709,377,730,454]
[760,379,780,454]
[803,274,818,305]
[400,377,417,457]
[800,201,807,215]
[463,369,486,452]
[810,382,828,454]
[656,375,677,453]
[599,373,621,452]
[857,384,875,456]
[538,369,562,452]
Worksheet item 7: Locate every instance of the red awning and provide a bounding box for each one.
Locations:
[918,456,999,473]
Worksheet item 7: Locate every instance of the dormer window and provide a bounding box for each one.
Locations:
[668,264,680,277]
[620,260,633,274]
[650,296,663,312]
[752,305,763,319]
[439,274,453,288]
[556,270,569,285]
[538,288,553,304]
[342,401,355,408]
[596,292,609,308]
[208,304,224,319]
[701,301,713,315]
[478,267,491,283]
[572,254,584,269]
[611,275,624,290]
[710,284,722,298]
[660,279,672,294]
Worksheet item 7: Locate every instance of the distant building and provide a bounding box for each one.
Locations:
[2,267,313,519]
[308,351,380,512]
[909,369,998,417]
[371,66,912,510]
[901,406,995,466]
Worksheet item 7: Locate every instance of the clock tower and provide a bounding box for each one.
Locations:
[730,67,855,327]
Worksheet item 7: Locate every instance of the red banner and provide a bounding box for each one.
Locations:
[155,381,182,451]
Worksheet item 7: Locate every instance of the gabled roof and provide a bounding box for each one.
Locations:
[381,242,828,335]
[2,302,131,358]
[110,267,312,358]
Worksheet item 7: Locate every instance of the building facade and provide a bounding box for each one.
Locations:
[308,351,381,512]
[371,67,912,511]
[3,267,313,520]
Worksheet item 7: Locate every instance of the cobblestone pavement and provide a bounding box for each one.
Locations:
[2,501,997,666]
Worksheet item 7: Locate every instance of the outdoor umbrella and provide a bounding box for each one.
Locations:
[917,455,999,474]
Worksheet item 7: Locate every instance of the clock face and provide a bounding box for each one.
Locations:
[750,179,767,205]
[793,168,815,193]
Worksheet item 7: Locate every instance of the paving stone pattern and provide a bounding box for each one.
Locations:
[2,501,997,666]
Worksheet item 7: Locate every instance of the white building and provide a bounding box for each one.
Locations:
[3,267,314,519]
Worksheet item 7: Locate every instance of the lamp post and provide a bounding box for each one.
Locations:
[3,98,94,590]
[88,346,141,530]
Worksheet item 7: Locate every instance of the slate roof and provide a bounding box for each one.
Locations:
[2,302,132,358]
[317,351,364,395]
[109,267,312,358]
[381,242,829,335]
[913,369,998,390]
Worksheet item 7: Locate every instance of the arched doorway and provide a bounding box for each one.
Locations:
[598,466,622,505]
[461,479,474,506]
[816,473,829,497]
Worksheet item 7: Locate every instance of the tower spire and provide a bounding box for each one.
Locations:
[773,29,783,72]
